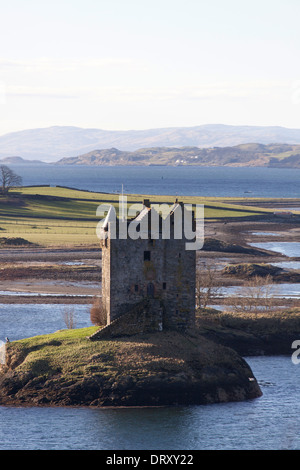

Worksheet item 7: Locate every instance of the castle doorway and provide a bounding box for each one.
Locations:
[147,282,154,298]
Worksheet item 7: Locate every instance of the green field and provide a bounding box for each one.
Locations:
[0,185,289,247]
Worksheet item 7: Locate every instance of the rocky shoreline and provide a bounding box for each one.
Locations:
[0,329,262,407]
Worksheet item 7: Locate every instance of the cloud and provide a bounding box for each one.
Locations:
[0,57,136,73]
[6,85,78,99]
[178,80,288,101]
[2,78,289,104]
[88,80,289,102]
[0,81,6,104]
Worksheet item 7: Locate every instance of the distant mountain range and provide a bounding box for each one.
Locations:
[0,156,45,165]
[1,124,300,162]
[56,143,300,168]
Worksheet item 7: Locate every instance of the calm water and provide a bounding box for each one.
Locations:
[0,356,299,450]
[251,232,284,236]
[9,164,300,197]
[249,242,300,258]
[0,304,92,342]
[273,261,300,270]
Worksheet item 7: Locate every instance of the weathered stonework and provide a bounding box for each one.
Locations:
[91,200,196,339]
[89,299,163,340]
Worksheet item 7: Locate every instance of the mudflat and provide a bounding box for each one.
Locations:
[0,217,299,306]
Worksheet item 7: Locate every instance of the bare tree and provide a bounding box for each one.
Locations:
[0,165,22,194]
[63,306,76,329]
[196,263,222,309]
[229,275,278,315]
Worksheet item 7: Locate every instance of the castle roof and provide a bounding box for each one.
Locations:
[99,199,189,240]
[101,205,115,231]
[134,206,150,222]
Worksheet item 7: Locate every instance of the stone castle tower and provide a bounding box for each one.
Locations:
[89,199,196,340]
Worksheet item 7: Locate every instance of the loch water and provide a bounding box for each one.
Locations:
[0,355,299,450]
[8,164,300,198]
[0,302,299,450]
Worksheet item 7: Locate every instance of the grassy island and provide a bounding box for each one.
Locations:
[0,326,262,407]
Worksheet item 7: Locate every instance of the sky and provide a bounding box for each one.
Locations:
[0,0,300,135]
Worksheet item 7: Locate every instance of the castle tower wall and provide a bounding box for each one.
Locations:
[100,202,196,331]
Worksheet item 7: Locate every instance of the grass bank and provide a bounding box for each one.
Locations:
[0,186,275,247]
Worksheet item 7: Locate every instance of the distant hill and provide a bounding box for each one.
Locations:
[0,156,45,165]
[1,124,300,162]
[56,143,300,168]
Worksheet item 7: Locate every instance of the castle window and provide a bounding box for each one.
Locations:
[134,284,139,292]
[163,282,167,290]
[178,252,181,258]
[144,250,151,261]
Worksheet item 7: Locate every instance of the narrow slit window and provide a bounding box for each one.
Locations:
[163,282,167,290]
[134,284,139,292]
[144,251,151,261]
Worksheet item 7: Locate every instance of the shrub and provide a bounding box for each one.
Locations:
[90,297,107,326]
